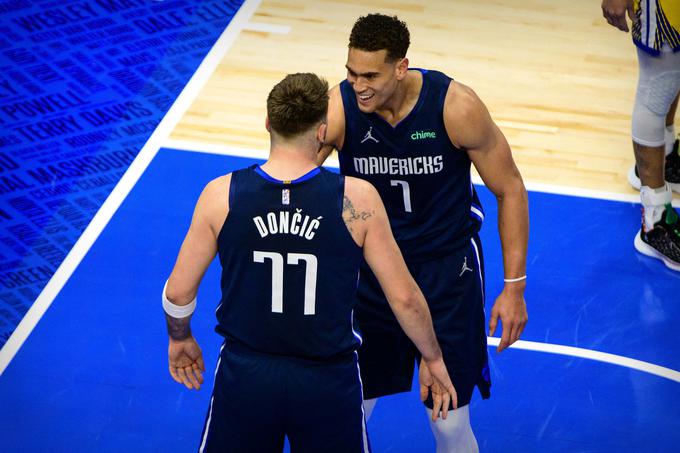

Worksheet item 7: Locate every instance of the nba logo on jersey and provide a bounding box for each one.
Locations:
[282,188,290,205]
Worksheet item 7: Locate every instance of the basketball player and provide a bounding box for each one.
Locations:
[602,0,680,271]
[163,73,458,453]
[317,14,529,452]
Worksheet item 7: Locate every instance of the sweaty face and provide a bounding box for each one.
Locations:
[345,48,400,113]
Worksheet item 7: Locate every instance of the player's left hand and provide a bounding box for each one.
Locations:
[168,335,206,390]
[489,285,528,352]
[419,357,458,421]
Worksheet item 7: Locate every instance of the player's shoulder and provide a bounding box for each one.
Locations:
[326,84,346,150]
[329,84,345,114]
[444,81,485,119]
[345,175,376,191]
[344,176,379,204]
[329,83,342,98]
[202,173,232,199]
[196,173,232,219]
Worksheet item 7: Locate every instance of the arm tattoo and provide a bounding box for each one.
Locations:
[342,196,374,233]
[165,313,192,341]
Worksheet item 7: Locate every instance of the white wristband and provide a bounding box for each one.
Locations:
[162,280,196,318]
[503,275,527,283]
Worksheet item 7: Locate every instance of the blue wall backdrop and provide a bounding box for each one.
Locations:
[0,0,245,348]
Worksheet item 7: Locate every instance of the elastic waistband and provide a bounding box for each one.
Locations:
[397,231,478,263]
[223,339,357,366]
[399,237,480,265]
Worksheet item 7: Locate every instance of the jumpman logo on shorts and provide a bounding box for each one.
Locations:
[361,127,379,144]
[459,256,473,276]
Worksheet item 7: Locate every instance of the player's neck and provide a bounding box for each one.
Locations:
[262,144,319,181]
[375,70,423,126]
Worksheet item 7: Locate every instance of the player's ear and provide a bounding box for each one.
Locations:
[265,116,271,132]
[395,57,409,80]
[316,120,327,144]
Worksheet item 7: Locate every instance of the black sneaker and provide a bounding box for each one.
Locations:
[628,137,680,193]
[634,204,680,271]
[666,137,680,192]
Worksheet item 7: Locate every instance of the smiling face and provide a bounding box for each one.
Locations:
[345,48,407,113]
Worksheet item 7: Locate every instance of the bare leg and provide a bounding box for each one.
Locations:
[666,93,679,127]
[634,141,666,189]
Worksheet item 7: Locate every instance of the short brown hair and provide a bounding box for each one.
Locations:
[266,73,329,138]
[349,14,410,62]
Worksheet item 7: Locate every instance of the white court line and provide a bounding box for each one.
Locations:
[162,140,680,207]
[0,0,264,376]
[163,138,341,166]
[243,21,291,34]
[487,337,680,383]
[163,139,270,160]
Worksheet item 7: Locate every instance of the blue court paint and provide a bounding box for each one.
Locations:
[0,149,678,451]
[0,0,245,349]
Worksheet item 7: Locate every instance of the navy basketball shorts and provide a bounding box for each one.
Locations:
[355,234,491,408]
[198,342,371,453]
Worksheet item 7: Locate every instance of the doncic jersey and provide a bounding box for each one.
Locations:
[216,165,363,360]
[339,69,483,261]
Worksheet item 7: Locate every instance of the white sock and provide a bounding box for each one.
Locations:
[666,124,676,156]
[426,405,479,453]
[641,184,672,229]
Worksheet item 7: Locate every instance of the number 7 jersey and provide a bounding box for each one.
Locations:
[338,69,483,261]
[216,165,363,360]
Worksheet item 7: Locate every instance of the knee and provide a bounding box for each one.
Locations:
[633,71,680,146]
[427,405,478,453]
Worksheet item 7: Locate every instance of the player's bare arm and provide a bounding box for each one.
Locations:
[444,81,529,353]
[342,194,375,236]
[164,174,231,390]
[601,0,635,32]
[343,177,458,418]
[317,85,346,166]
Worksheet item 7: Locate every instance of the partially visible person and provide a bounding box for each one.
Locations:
[162,72,457,453]
[602,0,680,271]
[318,14,529,452]
[629,93,680,194]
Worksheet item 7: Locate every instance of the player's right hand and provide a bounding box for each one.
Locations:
[419,357,458,421]
[168,335,205,390]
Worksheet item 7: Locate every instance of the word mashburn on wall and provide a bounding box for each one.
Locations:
[0,0,244,348]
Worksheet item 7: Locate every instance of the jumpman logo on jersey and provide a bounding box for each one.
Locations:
[459,256,473,276]
[361,126,379,144]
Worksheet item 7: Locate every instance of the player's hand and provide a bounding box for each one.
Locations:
[601,0,635,32]
[168,335,205,390]
[419,357,458,421]
[489,284,528,352]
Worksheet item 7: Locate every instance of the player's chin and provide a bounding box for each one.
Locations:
[357,100,377,113]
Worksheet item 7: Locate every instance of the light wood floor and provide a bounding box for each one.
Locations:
[170,0,678,194]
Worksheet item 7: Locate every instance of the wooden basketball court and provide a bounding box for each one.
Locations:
[171,0,651,195]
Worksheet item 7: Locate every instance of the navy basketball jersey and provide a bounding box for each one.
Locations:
[339,69,483,260]
[215,165,363,360]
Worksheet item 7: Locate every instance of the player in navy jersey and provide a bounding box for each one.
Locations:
[162,73,458,453]
[317,14,529,452]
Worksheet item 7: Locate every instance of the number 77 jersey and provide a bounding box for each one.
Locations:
[338,69,483,261]
[216,165,363,361]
